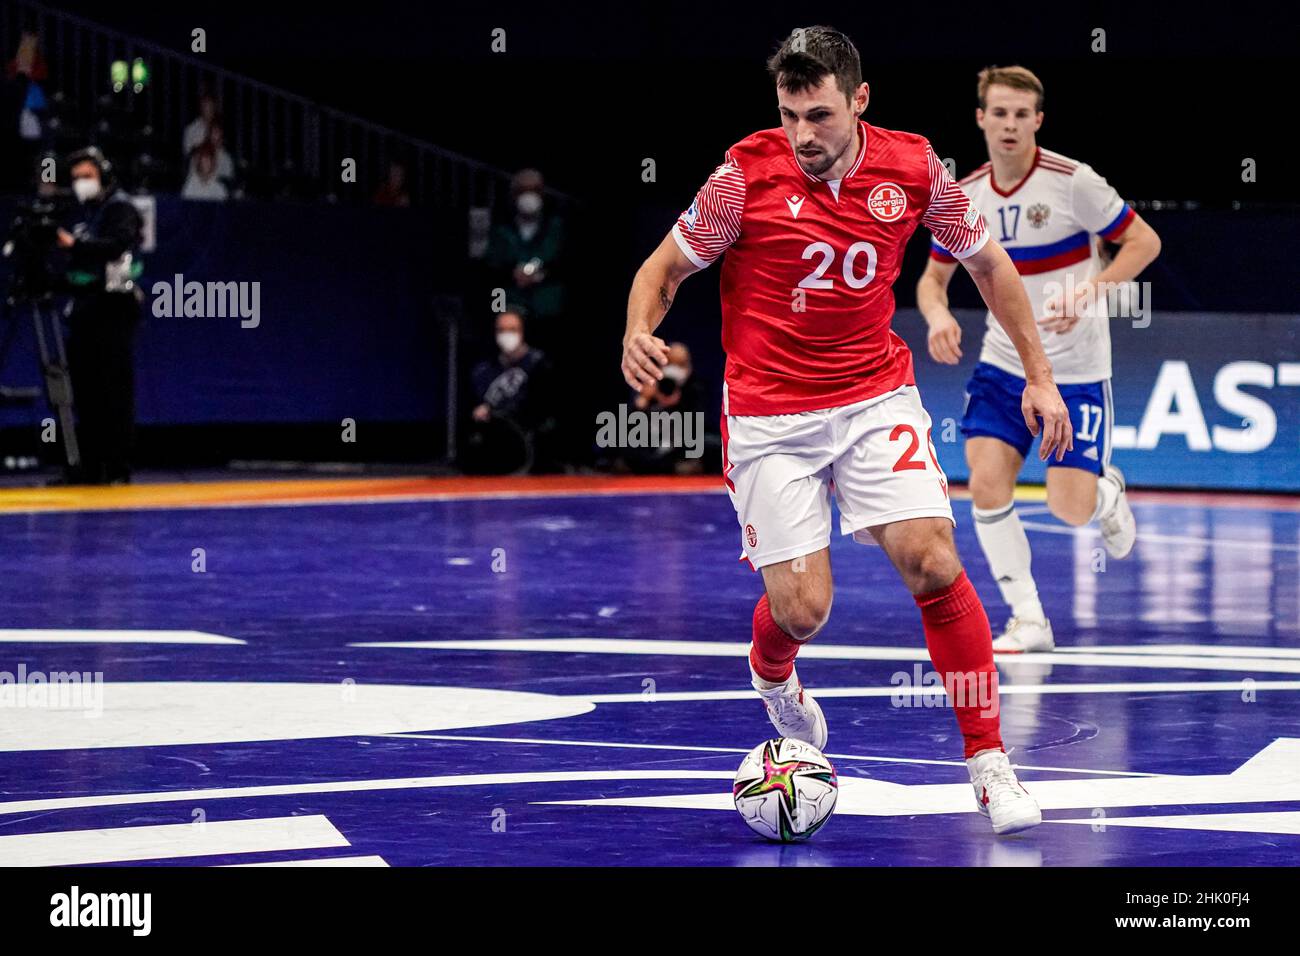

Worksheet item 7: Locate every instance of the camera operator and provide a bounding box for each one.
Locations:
[55,147,144,485]
[462,307,557,474]
[623,341,717,475]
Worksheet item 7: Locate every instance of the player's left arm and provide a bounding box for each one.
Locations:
[1095,213,1161,286]
[922,144,1072,460]
[1043,167,1162,332]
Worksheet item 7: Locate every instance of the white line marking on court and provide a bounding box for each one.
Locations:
[571,681,1300,703]
[0,629,244,644]
[379,732,1160,777]
[542,739,1300,820]
[1050,811,1300,835]
[0,772,734,817]
[222,854,389,867]
[1053,644,1300,659]
[352,637,1300,675]
[0,814,347,866]
[4,740,1294,824]
[0,682,592,753]
[1019,520,1300,552]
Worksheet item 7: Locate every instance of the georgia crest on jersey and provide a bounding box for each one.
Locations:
[931,147,1136,383]
[671,121,989,416]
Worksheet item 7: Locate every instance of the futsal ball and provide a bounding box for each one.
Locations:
[732,738,838,842]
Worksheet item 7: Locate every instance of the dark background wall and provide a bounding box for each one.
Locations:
[44,0,1300,202]
[3,0,1296,475]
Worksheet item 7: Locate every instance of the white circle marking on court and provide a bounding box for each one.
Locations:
[0,682,594,752]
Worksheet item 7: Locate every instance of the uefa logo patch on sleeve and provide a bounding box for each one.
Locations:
[867,182,907,222]
[682,202,699,231]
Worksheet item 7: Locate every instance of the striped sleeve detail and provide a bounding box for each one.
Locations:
[921,144,989,260]
[929,240,957,263]
[1038,150,1080,173]
[1099,204,1137,240]
[671,155,745,268]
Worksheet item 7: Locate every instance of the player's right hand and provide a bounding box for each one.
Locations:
[622,331,670,389]
[1021,379,1074,462]
[926,314,963,365]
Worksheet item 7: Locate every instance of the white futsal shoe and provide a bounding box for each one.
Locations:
[1098,464,1137,559]
[991,616,1055,654]
[967,749,1042,835]
[750,661,828,751]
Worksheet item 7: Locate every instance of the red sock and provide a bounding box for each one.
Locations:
[913,570,1003,759]
[749,593,801,683]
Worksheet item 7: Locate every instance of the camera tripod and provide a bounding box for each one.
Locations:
[0,293,81,469]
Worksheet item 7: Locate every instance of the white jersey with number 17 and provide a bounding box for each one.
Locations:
[931,147,1136,383]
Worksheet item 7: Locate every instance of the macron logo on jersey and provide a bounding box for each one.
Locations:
[785,195,805,219]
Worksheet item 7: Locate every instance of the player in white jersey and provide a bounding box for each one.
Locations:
[917,66,1162,652]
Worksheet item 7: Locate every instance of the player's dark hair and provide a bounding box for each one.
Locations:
[66,145,116,189]
[499,303,528,327]
[977,65,1044,112]
[766,26,862,102]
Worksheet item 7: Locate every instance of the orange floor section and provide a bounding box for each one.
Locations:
[0,474,728,514]
[0,473,1292,515]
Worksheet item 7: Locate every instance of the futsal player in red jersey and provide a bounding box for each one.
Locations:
[621,26,1072,833]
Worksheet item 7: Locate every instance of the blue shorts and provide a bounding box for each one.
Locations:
[960,362,1111,474]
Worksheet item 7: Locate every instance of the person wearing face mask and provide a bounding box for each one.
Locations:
[625,341,717,475]
[55,146,145,485]
[484,168,566,353]
[464,307,557,474]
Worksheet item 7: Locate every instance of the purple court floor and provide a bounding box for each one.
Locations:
[0,483,1298,866]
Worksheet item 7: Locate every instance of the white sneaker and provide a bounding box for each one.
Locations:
[967,748,1042,835]
[991,616,1055,654]
[1098,464,1136,559]
[750,661,828,751]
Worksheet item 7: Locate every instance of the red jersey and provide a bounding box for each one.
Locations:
[672,121,989,416]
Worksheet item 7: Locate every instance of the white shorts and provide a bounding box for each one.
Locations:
[722,385,954,569]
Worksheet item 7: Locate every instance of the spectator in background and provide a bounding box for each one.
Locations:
[204,123,236,188]
[5,31,47,83]
[372,160,411,207]
[485,168,566,351]
[463,308,557,474]
[182,91,219,164]
[57,146,144,485]
[182,145,229,201]
[2,32,48,191]
[622,342,717,475]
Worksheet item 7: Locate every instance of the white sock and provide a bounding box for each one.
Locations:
[1092,472,1120,522]
[972,502,1044,623]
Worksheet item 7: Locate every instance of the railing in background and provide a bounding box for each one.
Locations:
[1,0,571,213]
